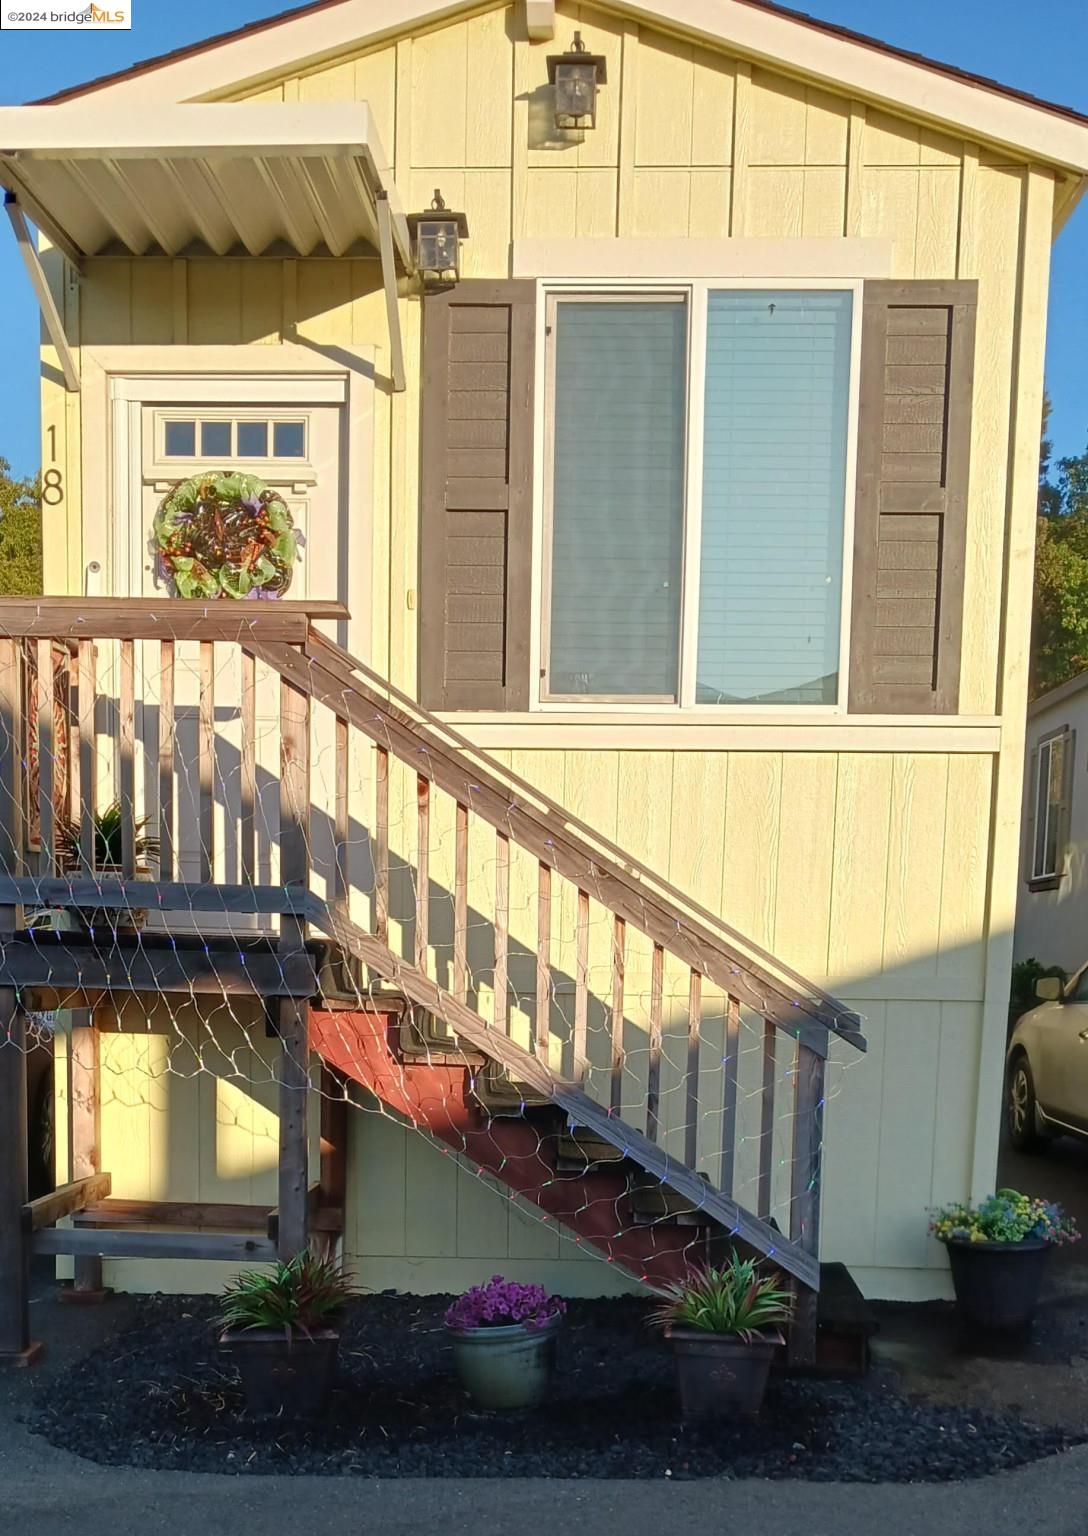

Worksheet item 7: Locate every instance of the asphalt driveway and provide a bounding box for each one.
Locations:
[999,1123,1088,1269]
[4,1427,1088,1536]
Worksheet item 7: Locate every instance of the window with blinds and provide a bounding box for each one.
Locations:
[542,286,854,707]
[696,291,852,704]
[546,299,687,699]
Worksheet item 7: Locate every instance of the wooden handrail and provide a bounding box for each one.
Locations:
[0,598,861,1332]
[251,630,865,1050]
[303,895,823,1291]
[22,1173,111,1233]
[0,597,348,642]
[0,597,861,1048]
[308,633,855,1019]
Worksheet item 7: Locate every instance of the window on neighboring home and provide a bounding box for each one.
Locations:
[541,286,855,707]
[1030,728,1074,887]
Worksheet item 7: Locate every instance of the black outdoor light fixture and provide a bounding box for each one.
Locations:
[547,31,607,131]
[407,189,469,289]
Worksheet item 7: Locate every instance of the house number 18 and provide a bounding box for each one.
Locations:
[43,424,63,505]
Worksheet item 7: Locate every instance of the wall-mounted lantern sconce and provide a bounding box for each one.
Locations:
[547,31,607,131]
[406,189,469,290]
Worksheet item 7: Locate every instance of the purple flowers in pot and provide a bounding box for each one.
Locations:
[444,1275,566,1332]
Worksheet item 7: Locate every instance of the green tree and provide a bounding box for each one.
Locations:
[1033,397,1088,697]
[1038,390,1062,518]
[0,457,42,596]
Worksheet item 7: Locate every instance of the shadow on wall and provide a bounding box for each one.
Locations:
[59,701,1003,1298]
[18,652,1003,1298]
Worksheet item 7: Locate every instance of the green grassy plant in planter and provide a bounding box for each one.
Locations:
[931,1189,1079,1333]
[445,1276,566,1410]
[651,1253,793,1421]
[218,1252,354,1419]
[55,803,160,935]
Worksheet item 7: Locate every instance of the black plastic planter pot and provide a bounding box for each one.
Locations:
[666,1327,784,1420]
[944,1237,1051,1332]
[219,1329,339,1418]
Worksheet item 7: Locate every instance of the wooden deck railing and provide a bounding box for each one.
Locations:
[0,597,866,1353]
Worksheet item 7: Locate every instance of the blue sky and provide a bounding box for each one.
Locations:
[0,0,1086,480]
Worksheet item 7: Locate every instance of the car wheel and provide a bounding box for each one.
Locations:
[1007,1054,1047,1152]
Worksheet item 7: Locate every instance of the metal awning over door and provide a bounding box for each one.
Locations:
[0,102,410,262]
[0,102,411,389]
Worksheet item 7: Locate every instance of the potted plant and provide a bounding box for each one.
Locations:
[651,1252,792,1421]
[931,1188,1080,1332]
[445,1275,566,1410]
[218,1251,354,1418]
[55,802,161,934]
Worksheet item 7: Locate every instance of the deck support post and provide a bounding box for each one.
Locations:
[276,997,310,1261]
[0,990,40,1365]
[318,1067,348,1262]
[60,1008,110,1304]
[787,1042,826,1367]
[276,661,311,1262]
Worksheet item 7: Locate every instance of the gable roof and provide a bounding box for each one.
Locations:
[30,0,1088,176]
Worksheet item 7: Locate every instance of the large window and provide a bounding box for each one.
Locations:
[545,298,687,700]
[542,285,856,708]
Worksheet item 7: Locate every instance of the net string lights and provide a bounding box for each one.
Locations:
[0,613,865,1293]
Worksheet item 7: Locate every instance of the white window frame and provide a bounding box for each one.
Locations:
[530,277,865,716]
[1030,727,1072,885]
[152,409,313,474]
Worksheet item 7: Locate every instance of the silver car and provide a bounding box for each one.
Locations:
[1007,970,1088,1150]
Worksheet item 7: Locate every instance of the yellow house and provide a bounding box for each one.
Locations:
[1,0,1086,1363]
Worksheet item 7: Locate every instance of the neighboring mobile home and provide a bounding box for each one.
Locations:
[1,0,1087,1345]
[1017,673,1088,977]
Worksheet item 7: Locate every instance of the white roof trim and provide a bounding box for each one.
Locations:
[0,102,411,263]
[33,0,1088,176]
[633,0,1088,174]
[1028,669,1088,720]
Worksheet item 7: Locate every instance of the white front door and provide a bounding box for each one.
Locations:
[120,383,346,603]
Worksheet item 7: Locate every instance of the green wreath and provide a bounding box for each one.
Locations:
[152,471,301,600]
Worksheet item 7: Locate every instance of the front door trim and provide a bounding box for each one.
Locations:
[112,373,347,600]
[80,342,375,658]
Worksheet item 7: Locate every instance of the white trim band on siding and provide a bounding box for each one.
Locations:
[437,717,1003,752]
[514,238,894,281]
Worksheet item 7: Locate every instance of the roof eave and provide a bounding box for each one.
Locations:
[25,0,1088,179]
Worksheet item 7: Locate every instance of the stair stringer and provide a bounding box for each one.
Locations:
[311,1005,713,1290]
[304,895,820,1293]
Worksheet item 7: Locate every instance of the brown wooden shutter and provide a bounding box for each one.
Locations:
[418,281,534,711]
[848,279,977,714]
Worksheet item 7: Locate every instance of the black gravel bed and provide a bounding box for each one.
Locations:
[25,1293,1083,1481]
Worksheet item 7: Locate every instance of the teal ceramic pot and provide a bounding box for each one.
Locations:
[448,1314,561,1409]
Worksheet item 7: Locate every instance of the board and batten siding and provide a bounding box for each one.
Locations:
[38,0,1055,1299]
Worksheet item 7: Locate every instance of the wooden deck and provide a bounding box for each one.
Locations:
[0,599,865,1366]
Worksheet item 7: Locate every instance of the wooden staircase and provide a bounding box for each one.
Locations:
[0,601,866,1365]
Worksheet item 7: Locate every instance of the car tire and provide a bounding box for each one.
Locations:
[1007,1053,1048,1152]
